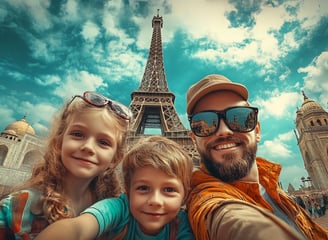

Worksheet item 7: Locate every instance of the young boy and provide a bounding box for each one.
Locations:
[35,136,194,240]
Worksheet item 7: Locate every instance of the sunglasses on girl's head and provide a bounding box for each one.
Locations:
[188,106,258,137]
[70,91,132,120]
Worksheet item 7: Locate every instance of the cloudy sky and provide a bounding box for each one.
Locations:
[0,0,327,190]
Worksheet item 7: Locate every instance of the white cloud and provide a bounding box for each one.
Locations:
[36,75,61,86]
[29,37,56,62]
[193,49,219,62]
[62,0,79,22]
[7,0,53,31]
[257,129,307,191]
[102,2,134,45]
[254,90,302,119]
[102,12,120,36]
[297,0,328,27]
[0,5,8,21]
[170,0,237,42]
[18,101,58,136]
[54,70,107,99]
[279,68,291,81]
[298,51,328,105]
[81,21,100,41]
[7,71,25,81]
[170,0,283,64]
[33,122,50,136]
[0,107,15,130]
[157,0,326,80]
[97,4,146,83]
[20,102,57,121]
[257,129,300,164]
[0,99,55,137]
[223,41,262,64]
[258,138,292,159]
[278,130,294,142]
[27,0,52,31]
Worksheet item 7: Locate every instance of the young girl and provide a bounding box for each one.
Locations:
[0,91,131,239]
[35,136,195,239]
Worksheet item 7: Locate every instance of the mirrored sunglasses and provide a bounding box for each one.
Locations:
[70,91,132,120]
[188,106,258,137]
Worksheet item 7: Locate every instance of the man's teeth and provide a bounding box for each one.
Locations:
[215,143,237,150]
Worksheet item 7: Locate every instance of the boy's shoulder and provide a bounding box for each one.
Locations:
[169,208,194,239]
[175,207,190,225]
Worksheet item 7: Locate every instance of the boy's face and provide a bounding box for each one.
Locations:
[127,166,185,236]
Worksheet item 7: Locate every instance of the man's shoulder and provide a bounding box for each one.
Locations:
[191,169,228,190]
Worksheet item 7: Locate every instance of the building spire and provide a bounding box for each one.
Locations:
[302,90,308,101]
[137,11,166,93]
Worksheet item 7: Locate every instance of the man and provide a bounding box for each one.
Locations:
[186,74,327,240]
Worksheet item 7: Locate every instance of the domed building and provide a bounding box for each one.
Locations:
[0,116,45,196]
[294,91,328,191]
[2,117,35,137]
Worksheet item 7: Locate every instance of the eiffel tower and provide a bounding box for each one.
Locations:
[127,11,198,160]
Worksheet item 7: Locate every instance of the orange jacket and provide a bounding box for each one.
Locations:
[187,157,328,240]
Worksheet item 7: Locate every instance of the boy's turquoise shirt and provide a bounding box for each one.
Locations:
[83,193,195,239]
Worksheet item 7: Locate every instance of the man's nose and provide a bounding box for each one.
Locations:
[214,119,233,136]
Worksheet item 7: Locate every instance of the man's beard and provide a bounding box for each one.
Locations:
[200,138,257,182]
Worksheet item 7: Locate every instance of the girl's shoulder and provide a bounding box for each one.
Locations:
[0,189,48,239]
[1,188,41,201]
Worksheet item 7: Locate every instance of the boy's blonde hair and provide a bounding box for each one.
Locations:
[22,96,130,222]
[123,136,193,202]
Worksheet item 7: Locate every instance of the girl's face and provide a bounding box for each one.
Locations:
[61,109,119,181]
[127,166,185,236]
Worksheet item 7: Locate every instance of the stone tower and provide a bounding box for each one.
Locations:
[294,91,328,190]
[127,12,198,160]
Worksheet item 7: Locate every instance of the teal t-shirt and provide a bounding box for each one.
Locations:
[82,193,194,239]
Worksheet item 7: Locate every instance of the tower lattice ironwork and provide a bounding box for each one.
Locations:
[127,12,198,160]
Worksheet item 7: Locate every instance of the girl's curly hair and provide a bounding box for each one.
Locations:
[20,96,130,223]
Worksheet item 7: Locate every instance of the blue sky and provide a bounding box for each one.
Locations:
[0,0,327,190]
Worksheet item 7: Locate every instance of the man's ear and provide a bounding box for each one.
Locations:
[189,131,196,143]
[255,122,261,142]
